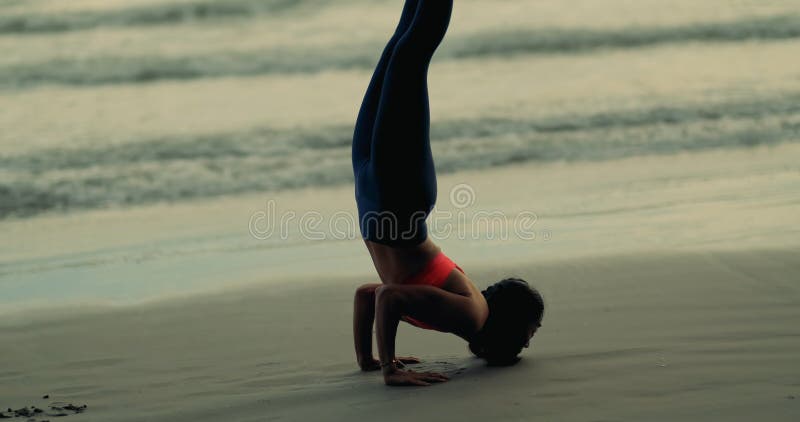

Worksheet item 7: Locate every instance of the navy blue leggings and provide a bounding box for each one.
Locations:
[352,0,453,246]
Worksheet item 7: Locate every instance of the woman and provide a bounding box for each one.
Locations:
[351,0,544,386]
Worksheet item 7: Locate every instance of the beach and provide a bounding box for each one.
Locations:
[2,0,800,420]
[2,249,799,421]
[3,143,800,420]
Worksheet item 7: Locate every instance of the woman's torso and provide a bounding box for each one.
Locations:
[364,238,489,337]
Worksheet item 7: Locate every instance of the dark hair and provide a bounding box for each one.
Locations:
[468,277,544,366]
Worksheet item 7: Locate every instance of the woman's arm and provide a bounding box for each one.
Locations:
[354,283,426,372]
[375,284,483,386]
[353,283,381,370]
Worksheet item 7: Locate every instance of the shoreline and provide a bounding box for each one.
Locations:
[2,142,799,314]
[0,244,796,326]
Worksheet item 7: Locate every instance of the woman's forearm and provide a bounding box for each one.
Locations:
[374,286,403,375]
[353,286,377,365]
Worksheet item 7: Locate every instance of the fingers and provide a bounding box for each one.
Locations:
[359,359,381,371]
[386,374,449,386]
[421,371,446,377]
[423,372,449,381]
[416,372,448,383]
[405,369,449,381]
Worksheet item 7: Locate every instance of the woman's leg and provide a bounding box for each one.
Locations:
[352,0,421,173]
[369,0,454,235]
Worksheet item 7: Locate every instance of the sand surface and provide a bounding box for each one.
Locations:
[2,143,800,420]
[1,249,798,421]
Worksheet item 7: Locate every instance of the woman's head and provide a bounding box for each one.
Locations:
[468,277,544,366]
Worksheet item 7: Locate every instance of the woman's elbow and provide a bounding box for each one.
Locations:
[375,285,403,310]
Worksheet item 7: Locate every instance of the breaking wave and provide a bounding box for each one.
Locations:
[2,94,799,218]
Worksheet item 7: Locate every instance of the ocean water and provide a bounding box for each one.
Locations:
[1,0,800,218]
[2,0,800,311]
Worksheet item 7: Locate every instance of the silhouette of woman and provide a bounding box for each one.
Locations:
[351,0,544,386]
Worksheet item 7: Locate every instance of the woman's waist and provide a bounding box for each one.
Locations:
[406,251,459,285]
[367,237,437,268]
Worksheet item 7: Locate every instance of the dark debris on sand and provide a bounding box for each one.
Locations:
[0,397,87,421]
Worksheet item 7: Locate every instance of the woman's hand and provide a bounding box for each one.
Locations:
[359,357,381,371]
[359,356,421,371]
[383,368,449,386]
